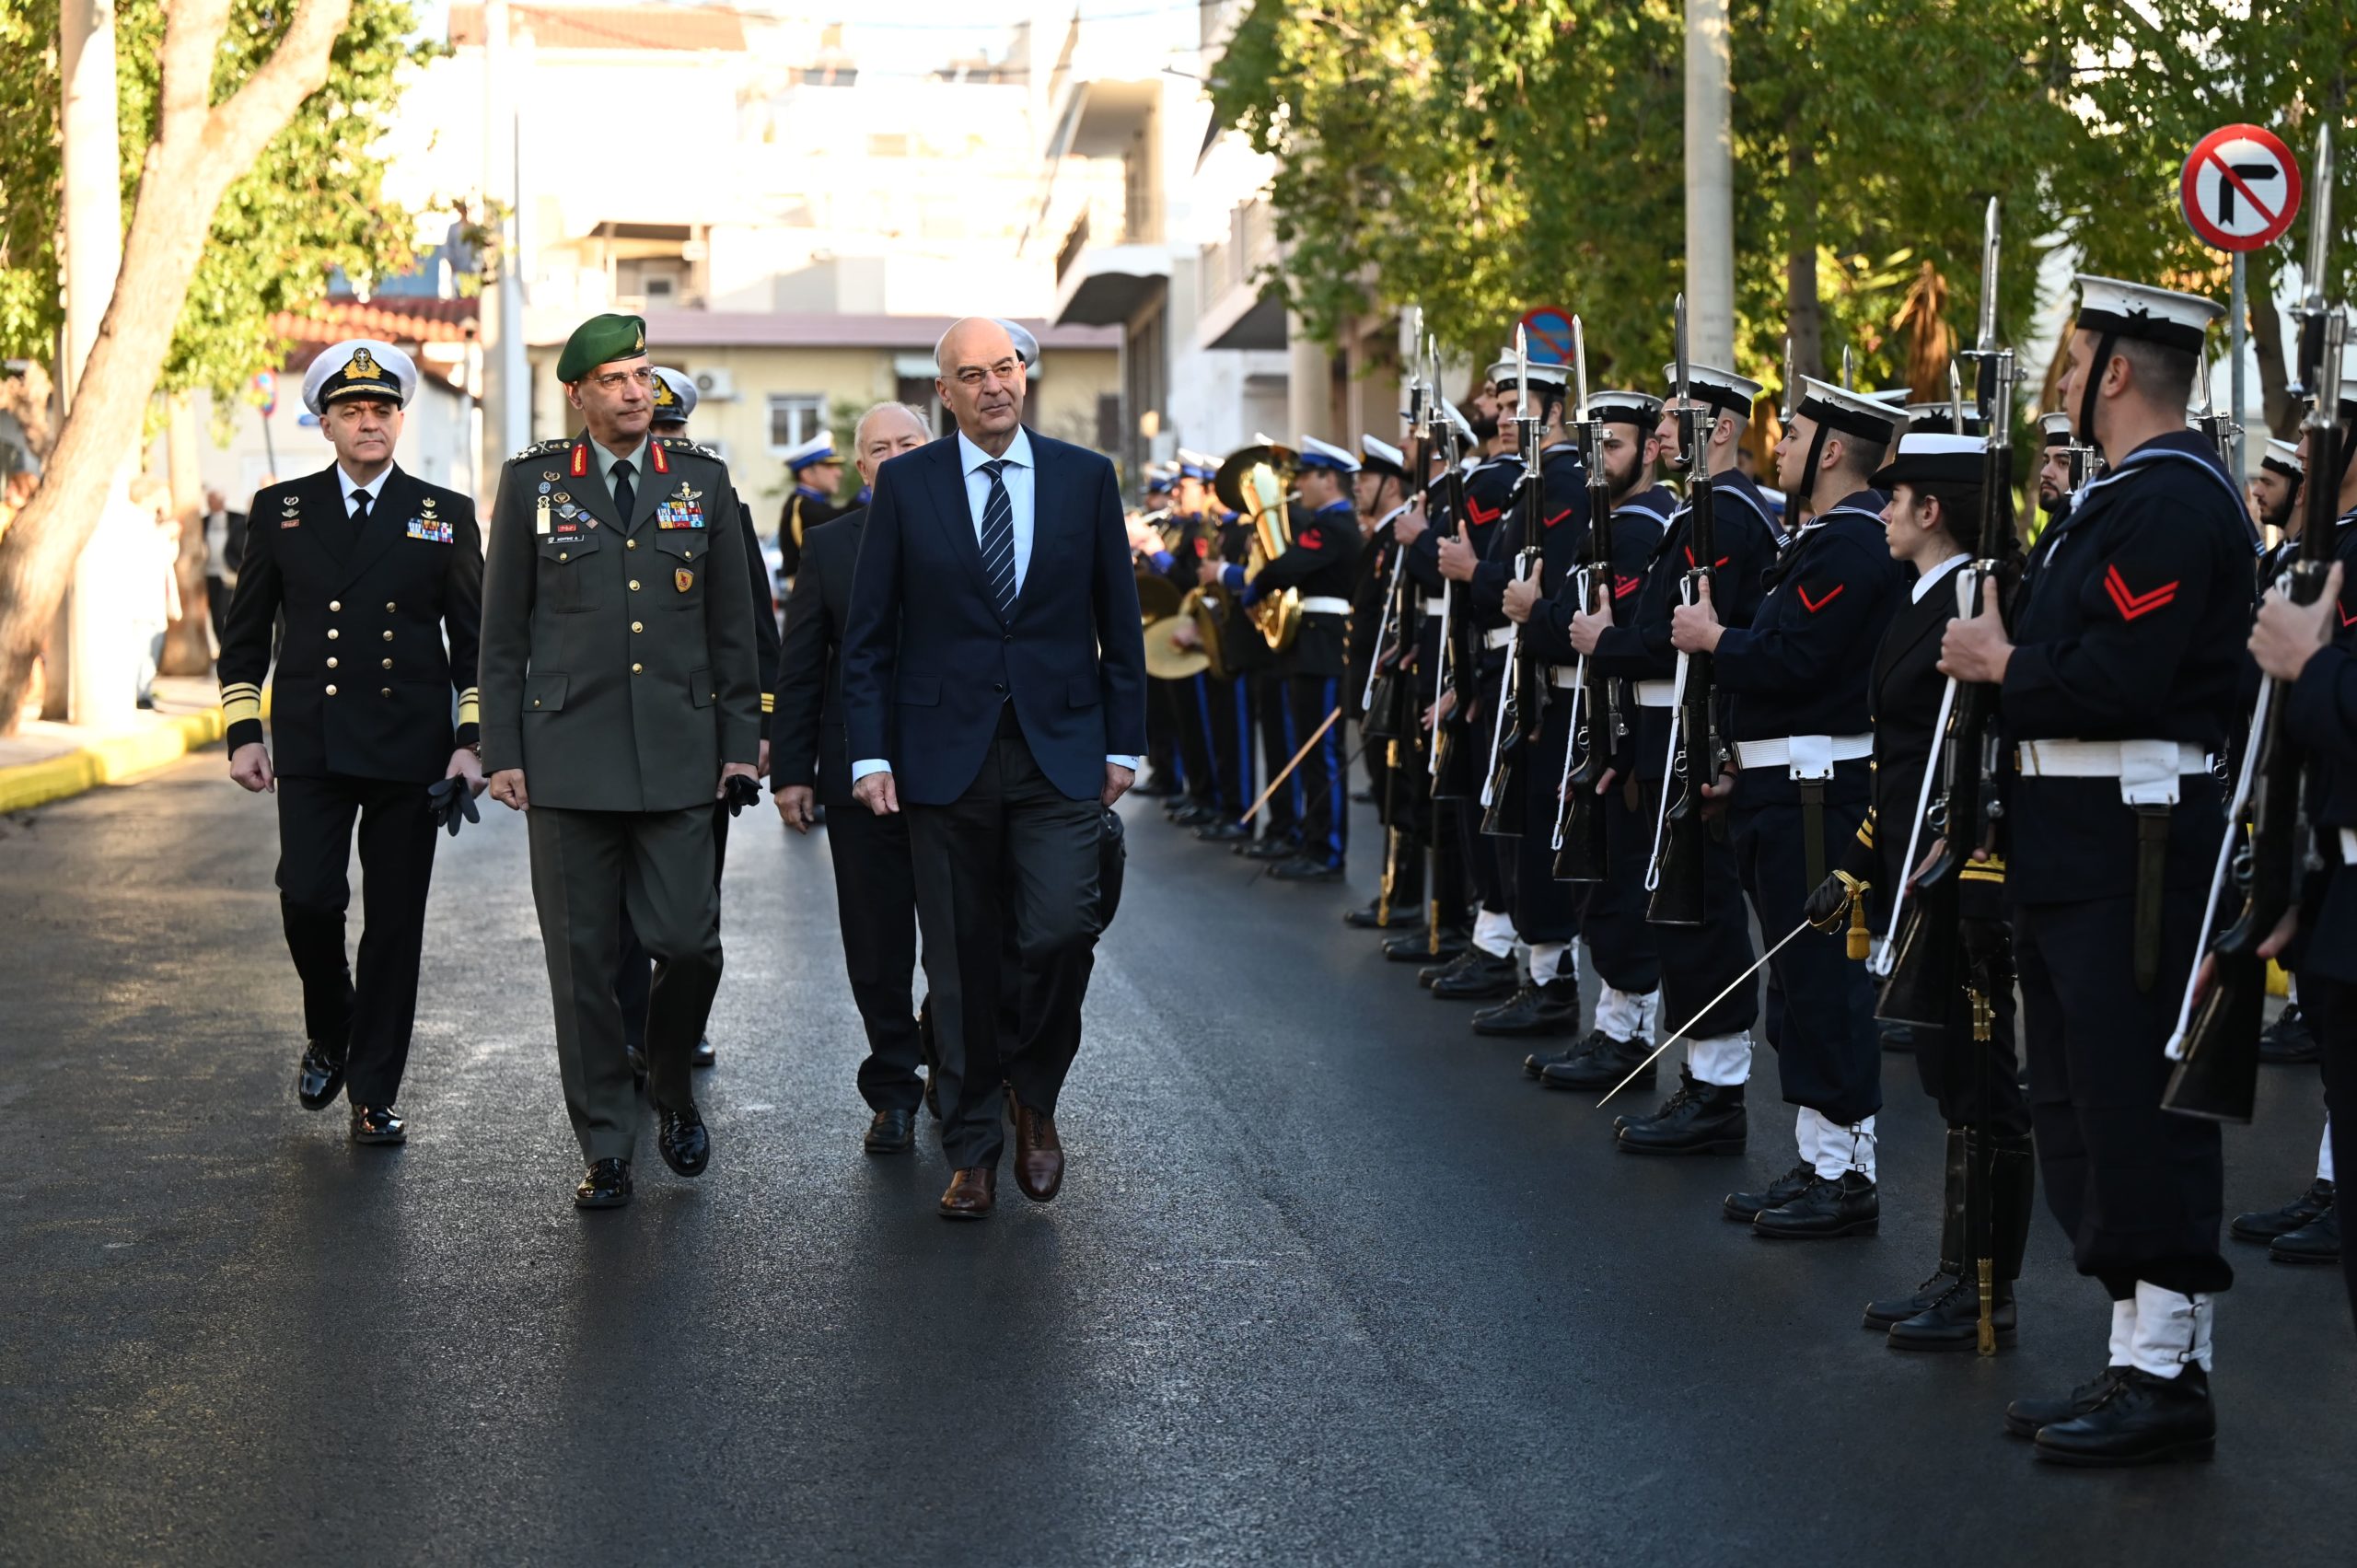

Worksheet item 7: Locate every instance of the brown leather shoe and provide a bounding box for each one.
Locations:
[938,1166,996,1220]
[1014,1103,1064,1202]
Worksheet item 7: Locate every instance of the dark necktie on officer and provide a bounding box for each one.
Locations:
[612,459,636,521]
[345,488,372,553]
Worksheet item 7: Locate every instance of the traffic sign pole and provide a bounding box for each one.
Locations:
[2229,253,2247,487]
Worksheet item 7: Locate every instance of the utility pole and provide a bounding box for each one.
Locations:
[1683,0,1736,366]
[477,0,528,504]
[60,0,136,726]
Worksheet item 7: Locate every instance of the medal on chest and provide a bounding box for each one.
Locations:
[656,482,706,530]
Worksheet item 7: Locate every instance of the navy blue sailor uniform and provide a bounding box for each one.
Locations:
[1227,494,1361,868]
[219,451,482,1111]
[2000,429,2252,1304]
[1590,463,1783,1056]
[1422,450,1523,915]
[1714,490,1903,1141]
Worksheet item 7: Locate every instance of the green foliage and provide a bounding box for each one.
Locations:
[1213,0,2352,412]
[0,0,434,403]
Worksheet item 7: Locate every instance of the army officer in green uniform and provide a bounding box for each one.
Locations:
[479,313,763,1209]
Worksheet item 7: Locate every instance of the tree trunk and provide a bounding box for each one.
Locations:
[160,391,212,675]
[0,0,353,735]
[1783,112,1824,390]
[2245,245,2296,437]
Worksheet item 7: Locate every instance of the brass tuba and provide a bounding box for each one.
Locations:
[1214,440,1302,654]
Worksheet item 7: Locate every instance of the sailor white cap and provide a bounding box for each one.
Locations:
[1661,363,1763,418]
[301,339,416,415]
[1488,354,1569,393]
[1359,435,1408,476]
[1871,432,1983,491]
[2040,412,2075,446]
[2261,437,2303,476]
[993,319,1040,369]
[2073,275,2223,354]
[1791,376,1910,442]
[1587,389,1663,427]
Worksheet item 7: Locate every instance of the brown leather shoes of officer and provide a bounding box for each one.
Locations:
[1014,1103,1065,1202]
[939,1166,996,1219]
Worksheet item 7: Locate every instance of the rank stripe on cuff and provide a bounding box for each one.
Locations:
[761,692,775,714]
[457,688,482,726]
[221,684,263,726]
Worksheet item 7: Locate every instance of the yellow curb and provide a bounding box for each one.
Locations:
[0,707,227,813]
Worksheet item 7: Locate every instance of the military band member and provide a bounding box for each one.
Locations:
[219,339,482,1144]
[1132,464,1192,804]
[773,402,935,1154]
[1207,436,1363,879]
[1345,434,1422,925]
[479,313,763,1210]
[776,432,849,582]
[1573,364,1782,1154]
[1174,453,1256,839]
[1517,390,1669,1081]
[1940,277,2246,1464]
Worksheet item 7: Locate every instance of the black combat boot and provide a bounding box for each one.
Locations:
[2034,1366,2215,1467]
[1617,1073,1746,1155]
[1753,1171,1880,1238]
[1865,1127,1967,1328]
[2258,1004,2318,1063]
[2270,1205,2341,1264]
[1390,927,1467,966]
[1431,947,1518,1001]
[1538,1030,1655,1091]
[2005,1366,2131,1439]
[1887,1131,2034,1349]
[1472,977,1581,1037]
[2230,1177,2335,1242]
[1724,1162,1815,1223]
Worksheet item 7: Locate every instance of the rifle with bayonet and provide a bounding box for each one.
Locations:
[1645,296,1721,926]
[2164,124,2341,1125]
[1364,309,1426,744]
[1553,315,1613,881]
[1481,325,1546,836]
[1432,343,1482,802]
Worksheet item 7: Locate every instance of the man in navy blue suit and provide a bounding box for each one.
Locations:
[839,317,1148,1220]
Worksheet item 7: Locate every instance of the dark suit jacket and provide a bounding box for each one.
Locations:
[218,463,480,783]
[771,508,865,805]
[840,430,1147,805]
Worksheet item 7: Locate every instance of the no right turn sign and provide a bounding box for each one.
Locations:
[2180,123,2302,252]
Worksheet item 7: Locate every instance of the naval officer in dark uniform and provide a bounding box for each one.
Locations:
[219,338,482,1145]
[478,313,763,1210]
[775,433,850,582]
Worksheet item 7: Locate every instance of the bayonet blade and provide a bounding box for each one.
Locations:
[1778,335,1795,424]
[1949,358,1965,434]
[1977,197,2001,352]
[1840,344,1855,391]
[1572,316,1590,425]
[1515,324,1530,424]
[2306,124,2336,311]
[1673,294,1690,407]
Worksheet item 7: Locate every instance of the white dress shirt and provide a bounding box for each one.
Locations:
[852,427,1137,782]
[335,462,393,518]
[1910,551,1968,606]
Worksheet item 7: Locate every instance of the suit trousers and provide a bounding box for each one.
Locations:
[2014,893,2230,1297]
[906,708,1105,1169]
[274,773,437,1106]
[825,795,925,1112]
[528,805,723,1163]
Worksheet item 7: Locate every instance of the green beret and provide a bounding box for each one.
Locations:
[556,313,648,383]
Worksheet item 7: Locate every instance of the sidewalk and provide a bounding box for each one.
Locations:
[0,675,227,812]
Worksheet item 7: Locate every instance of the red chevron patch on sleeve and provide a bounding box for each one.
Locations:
[1300,528,1324,550]
[1682,547,1731,569]
[2103,564,2178,621]
[2339,599,2355,628]
[1796,582,1844,614]
[1544,508,1573,530]
[1194,537,1208,558]
[1464,498,1503,527]
[1614,573,1643,599]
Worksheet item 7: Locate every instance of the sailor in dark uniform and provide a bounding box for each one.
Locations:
[1521,390,1669,1083]
[1171,453,1255,839]
[2251,436,2305,539]
[217,338,482,1145]
[1209,436,1363,880]
[1574,364,1782,1155]
[1345,434,1422,925]
[775,433,849,582]
[1668,377,1905,1235]
[1134,463,1191,804]
[1941,276,2247,1464]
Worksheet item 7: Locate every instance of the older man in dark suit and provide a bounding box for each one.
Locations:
[840,317,1147,1220]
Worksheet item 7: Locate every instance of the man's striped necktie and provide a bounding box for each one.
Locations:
[978,459,1018,621]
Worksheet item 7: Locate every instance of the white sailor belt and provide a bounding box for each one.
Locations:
[2014,738,2211,807]
[1633,679,1676,709]
[1297,596,1352,617]
[1732,734,1872,780]
[1547,665,1582,689]
[1421,594,1447,615]
[2340,827,2357,867]
[1482,626,1515,650]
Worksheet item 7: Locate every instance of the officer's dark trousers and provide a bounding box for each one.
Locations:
[906,706,1104,1170]
[1251,668,1300,842]
[1285,673,1347,868]
[1205,672,1253,817]
[1575,772,1662,998]
[1501,698,1580,947]
[2014,893,2230,1298]
[1458,666,1510,913]
[826,795,924,1113]
[616,800,733,1053]
[1641,781,1757,1039]
[528,805,722,1163]
[1731,791,1883,1124]
[275,773,436,1107]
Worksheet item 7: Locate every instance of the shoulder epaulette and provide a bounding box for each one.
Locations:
[514,437,574,460]
[656,436,725,459]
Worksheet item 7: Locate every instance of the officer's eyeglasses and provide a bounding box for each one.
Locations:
[954,360,1020,388]
[592,367,656,391]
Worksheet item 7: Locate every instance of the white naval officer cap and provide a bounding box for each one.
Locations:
[1298,434,1360,473]
[649,366,698,423]
[781,433,838,470]
[301,339,416,415]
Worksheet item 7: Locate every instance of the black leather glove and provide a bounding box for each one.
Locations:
[1805,870,1863,932]
[426,776,481,838]
[724,772,762,817]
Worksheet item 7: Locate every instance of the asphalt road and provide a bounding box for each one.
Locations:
[2,757,2351,1565]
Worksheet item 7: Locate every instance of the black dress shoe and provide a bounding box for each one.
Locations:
[1864,1266,1956,1329]
[1344,898,1421,930]
[656,1103,711,1178]
[1617,1072,1746,1153]
[1195,819,1252,843]
[691,1035,716,1069]
[864,1107,917,1155]
[2230,1177,2334,1242]
[575,1158,633,1209]
[1887,1272,2016,1351]
[1132,775,1179,798]
[1388,928,1466,964]
[2034,1365,2215,1467]
[1472,977,1581,1036]
[1349,787,1376,805]
[1877,1020,1916,1053]
[1170,803,1218,828]
[1243,836,1302,861]
[1431,949,1517,1001]
[1540,1030,1653,1090]
[1724,1161,1816,1222]
[2258,1004,2318,1063]
[2006,1365,2135,1439]
[1754,1171,1879,1238]
[1523,1034,1587,1078]
[1269,855,1343,882]
[296,1039,346,1111]
[349,1104,406,1144]
[2270,1205,2341,1263]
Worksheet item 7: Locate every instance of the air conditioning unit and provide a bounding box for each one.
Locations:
[693,368,737,401]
